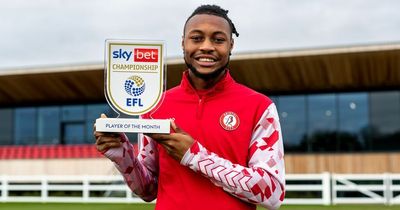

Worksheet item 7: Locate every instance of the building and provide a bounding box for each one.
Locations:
[0,43,399,175]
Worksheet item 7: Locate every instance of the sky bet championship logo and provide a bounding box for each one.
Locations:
[105,40,164,116]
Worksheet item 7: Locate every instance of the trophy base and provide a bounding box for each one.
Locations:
[96,118,170,133]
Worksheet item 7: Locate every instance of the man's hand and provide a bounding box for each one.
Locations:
[93,113,122,153]
[146,120,194,162]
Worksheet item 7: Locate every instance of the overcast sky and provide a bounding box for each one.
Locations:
[0,0,399,70]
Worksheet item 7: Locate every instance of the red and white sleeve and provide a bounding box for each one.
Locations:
[180,103,285,209]
[103,133,159,202]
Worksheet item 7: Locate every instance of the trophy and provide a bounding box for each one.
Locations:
[96,40,170,133]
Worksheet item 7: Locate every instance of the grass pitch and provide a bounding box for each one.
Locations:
[0,203,399,210]
[0,203,153,210]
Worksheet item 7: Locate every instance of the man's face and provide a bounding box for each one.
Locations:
[182,14,233,79]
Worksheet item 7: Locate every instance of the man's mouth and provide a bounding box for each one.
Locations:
[197,57,215,62]
[194,56,218,67]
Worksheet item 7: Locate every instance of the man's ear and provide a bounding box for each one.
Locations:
[181,35,185,52]
[230,38,234,54]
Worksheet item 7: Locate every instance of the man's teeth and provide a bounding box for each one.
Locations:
[198,58,214,62]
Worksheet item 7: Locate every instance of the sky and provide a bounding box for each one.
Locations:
[0,0,399,70]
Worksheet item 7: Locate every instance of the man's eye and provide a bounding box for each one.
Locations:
[190,36,203,41]
[214,38,226,43]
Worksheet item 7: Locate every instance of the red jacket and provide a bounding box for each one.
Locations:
[104,70,285,210]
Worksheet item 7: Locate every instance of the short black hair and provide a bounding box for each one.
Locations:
[184,4,239,37]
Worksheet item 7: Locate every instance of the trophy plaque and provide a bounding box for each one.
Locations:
[96,40,170,133]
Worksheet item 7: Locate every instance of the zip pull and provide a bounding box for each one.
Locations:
[197,98,204,119]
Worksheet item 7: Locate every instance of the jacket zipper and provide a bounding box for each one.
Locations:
[197,97,204,119]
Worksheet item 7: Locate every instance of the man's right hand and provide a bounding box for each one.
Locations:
[93,113,122,153]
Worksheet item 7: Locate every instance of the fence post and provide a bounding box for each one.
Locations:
[41,176,48,202]
[331,173,337,205]
[384,173,391,205]
[1,175,8,201]
[322,172,331,205]
[83,175,90,201]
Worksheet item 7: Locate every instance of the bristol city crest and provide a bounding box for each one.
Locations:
[219,111,240,131]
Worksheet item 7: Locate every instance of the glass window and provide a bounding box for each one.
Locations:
[38,107,60,145]
[85,104,110,144]
[338,93,369,151]
[369,91,400,151]
[62,123,85,144]
[15,107,37,145]
[307,94,337,152]
[5,90,398,151]
[61,105,85,145]
[0,109,14,145]
[278,95,307,152]
[269,96,278,106]
[62,105,84,122]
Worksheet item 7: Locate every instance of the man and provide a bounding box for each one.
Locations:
[94,4,285,210]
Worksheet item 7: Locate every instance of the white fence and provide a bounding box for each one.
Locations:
[0,175,141,203]
[284,173,331,205]
[1,173,400,205]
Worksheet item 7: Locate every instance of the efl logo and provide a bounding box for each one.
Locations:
[134,48,158,62]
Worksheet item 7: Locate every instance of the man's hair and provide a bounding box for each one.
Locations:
[184,4,239,37]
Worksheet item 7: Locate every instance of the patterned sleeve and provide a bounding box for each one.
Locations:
[103,133,159,202]
[180,103,285,209]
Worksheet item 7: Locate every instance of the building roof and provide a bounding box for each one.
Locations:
[1,43,400,107]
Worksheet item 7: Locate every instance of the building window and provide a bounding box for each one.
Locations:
[85,104,112,144]
[307,94,337,152]
[38,106,60,145]
[369,91,400,151]
[3,90,399,151]
[278,95,307,152]
[62,105,84,122]
[62,122,85,144]
[338,93,369,151]
[61,105,85,145]
[0,109,14,145]
[277,91,400,153]
[15,107,37,145]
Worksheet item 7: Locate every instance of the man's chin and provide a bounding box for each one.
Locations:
[194,69,217,75]
[185,62,227,80]
[189,66,225,80]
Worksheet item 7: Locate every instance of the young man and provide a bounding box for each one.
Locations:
[94,5,285,210]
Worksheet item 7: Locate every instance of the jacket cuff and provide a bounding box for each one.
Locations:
[102,133,128,161]
[180,140,199,166]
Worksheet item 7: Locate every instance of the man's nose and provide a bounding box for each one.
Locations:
[199,38,215,52]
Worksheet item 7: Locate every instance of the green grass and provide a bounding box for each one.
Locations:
[0,203,154,210]
[279,205,400,210]
[0,203,399,210]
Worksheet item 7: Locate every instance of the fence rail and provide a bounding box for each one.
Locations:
[1,173,400,205]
